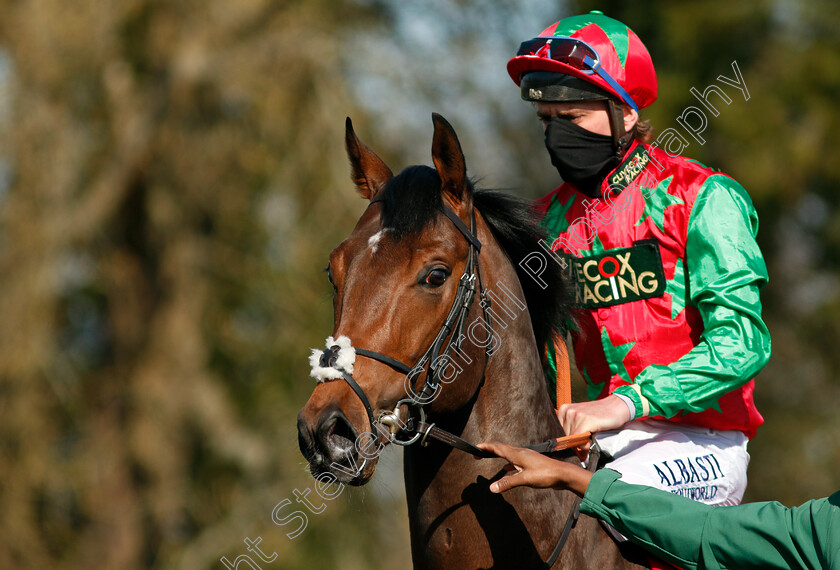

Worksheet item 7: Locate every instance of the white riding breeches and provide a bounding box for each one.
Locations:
[593,419,750,506]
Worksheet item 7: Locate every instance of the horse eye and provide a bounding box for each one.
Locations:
[326,266,336,289]
[424,269,448,287]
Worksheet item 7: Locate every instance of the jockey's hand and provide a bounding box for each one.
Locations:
[476,441,593,497]
[557,395,631,450]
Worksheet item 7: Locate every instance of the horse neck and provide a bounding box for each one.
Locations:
[402,214,576,567]
[464,213,562,445]
[467,206,561,445]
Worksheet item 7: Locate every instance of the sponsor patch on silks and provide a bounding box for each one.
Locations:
[608,144,652,193]
[562,240,666,308]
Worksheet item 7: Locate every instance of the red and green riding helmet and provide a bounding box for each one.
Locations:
[507,11,658,111]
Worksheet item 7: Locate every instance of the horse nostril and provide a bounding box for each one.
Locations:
[318,410,358,459]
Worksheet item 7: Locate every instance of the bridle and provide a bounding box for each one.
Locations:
[315,195,597,568]
[318,195,489,441]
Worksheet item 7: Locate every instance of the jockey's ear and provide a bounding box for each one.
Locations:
[623,104,639,133]
[431,113,470,208]
[345,117,393,201]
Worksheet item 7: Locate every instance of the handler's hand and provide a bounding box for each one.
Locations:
[557,395,631,450]
[477,442,593,497]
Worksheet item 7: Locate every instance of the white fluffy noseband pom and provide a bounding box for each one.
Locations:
[309,335,356,383]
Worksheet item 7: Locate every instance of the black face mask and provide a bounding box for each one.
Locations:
[544,117,619,197]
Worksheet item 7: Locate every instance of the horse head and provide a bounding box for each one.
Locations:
[298,114,494,485]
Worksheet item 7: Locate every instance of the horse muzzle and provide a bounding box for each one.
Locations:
[297,404,376,485]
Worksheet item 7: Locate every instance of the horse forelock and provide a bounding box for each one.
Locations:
[379,165,448,238]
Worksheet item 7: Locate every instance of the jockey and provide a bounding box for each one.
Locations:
[507,11,771,506]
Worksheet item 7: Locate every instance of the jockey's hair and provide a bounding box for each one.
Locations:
[633,119,655,144]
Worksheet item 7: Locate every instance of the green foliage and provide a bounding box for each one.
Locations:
[0,0,402,567]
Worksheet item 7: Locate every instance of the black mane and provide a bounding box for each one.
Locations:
[472,188,572,351]
[379,165,570,355]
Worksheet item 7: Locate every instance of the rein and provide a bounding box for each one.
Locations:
[316,197,592,568]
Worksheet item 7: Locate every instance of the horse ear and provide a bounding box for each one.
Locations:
[431,113,468,205]
[345,117,393,201]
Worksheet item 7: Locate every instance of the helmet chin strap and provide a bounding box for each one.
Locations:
[607,99,634,161]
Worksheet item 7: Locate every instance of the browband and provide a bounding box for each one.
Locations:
[369,196,481,252]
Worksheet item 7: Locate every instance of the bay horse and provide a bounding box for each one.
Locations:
[297,114,647,569]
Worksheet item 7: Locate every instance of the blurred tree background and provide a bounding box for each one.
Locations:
[0,0,837,568]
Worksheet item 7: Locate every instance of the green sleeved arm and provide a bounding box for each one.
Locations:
[614,174,771,419]
[581,469,840,570]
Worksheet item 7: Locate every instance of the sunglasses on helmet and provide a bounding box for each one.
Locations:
[516,36,639,111]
